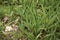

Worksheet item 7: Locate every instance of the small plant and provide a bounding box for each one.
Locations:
[0,0,60,40]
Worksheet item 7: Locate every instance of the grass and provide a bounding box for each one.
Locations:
[0,0,60,40]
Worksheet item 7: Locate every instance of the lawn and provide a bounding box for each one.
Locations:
[0,0,60,40]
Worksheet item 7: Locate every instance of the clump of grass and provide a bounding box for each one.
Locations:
[0,0,60,40]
